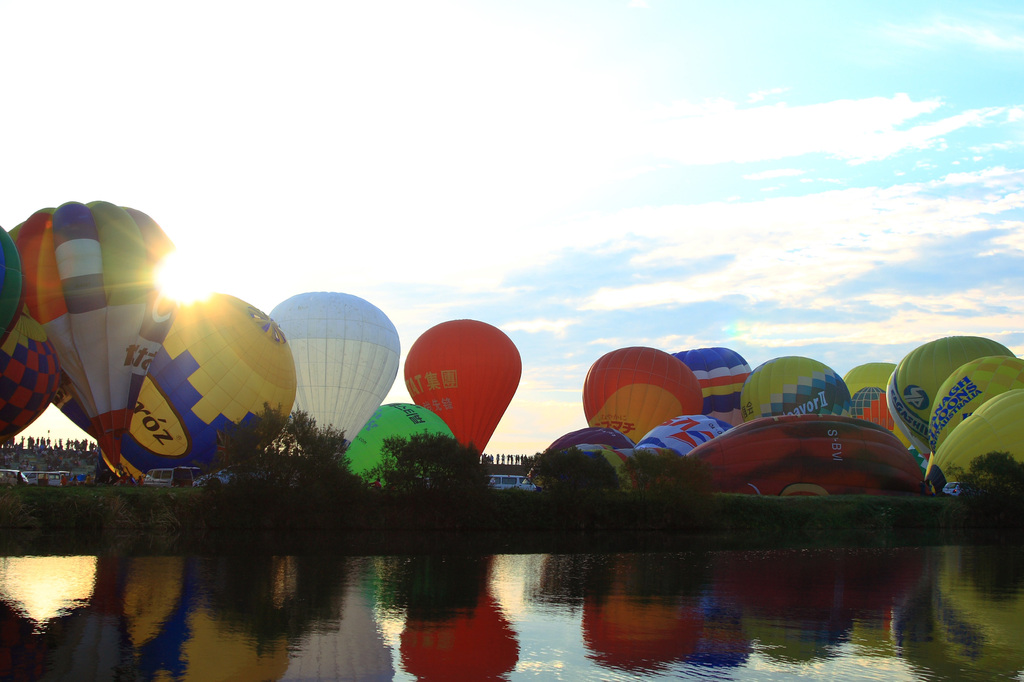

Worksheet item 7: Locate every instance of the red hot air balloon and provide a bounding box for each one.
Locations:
[404,319,521,453]
[583,347,703,440]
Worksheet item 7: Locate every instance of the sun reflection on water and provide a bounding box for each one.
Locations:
[0,556,97,632]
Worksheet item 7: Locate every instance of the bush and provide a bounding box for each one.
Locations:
[207,406,366,524]
[954,451,1024,526]
[530,447,620,494]
[370,432,486,497]
[623,448,715,501]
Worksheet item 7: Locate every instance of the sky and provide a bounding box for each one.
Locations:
[2,0,1024,456]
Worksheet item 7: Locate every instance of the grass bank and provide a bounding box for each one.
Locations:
[0,484,976,534]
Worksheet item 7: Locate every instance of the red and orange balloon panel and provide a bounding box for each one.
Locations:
[582,346,702,441]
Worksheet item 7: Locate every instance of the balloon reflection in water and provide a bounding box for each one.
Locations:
[389,554,519,681]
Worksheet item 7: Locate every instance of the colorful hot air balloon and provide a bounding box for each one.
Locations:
[928,356,1024,455]
[843,361,924,468]
[12,202,176,467]
[0,228,22,340]
[690,414,923,496]
[404,319,521,453]
[116,294,297,477]
[740,356,851,422]
[635,415,731,457]
[345,403,455,476]
[672,347,750,426]
[926,389,1024,491]
[582,347,703,441]
[270,292,400,442]
[548,427,636,452]
[887,336,1014,456]
[0,307,61,442]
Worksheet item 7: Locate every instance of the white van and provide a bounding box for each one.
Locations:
[487,474,538,491]
[22,471,71,486]
[144,467,201,487]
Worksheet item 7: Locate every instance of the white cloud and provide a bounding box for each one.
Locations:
[635,95,1004,166]
[578,168,1024,313]
[743,168,806,180]
[503,318,579,338]
[887,18,1024,53]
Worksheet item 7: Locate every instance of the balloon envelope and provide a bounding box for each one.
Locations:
[690,414,923,496]
[0,307,61,442]
[672,347,750,426]
[404,319,521,453]
[887,335,1013,455]
[548,427,636,452]
[13,202,176,466]
[926,389,1024,491]
[270,292,400,442]
[117,294,297,477]
[346,403,455,476]
[928,355,1024,454]
[635,415,731,457]
[740,356,851,422]
[0,228,22,340]
[583,347,703,442]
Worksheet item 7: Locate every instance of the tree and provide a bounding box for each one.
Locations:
[370,432,486,496]
[529,447,620,494]
[213,405,360,498]
[954,451,1024,525]
[623,448,714,501]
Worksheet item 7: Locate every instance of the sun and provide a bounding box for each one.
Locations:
[156,250,214,304]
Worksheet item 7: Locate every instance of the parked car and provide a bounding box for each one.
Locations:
[942,481,964,496]
[487,474,539,491]
[144,467,202,487]
[0,469,28,486]
[22,471,72,486]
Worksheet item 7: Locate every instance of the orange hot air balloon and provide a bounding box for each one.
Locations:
[404,319,521,452]
[582,347,703,440]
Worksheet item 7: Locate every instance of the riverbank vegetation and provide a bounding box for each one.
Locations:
[0,411,1019,534]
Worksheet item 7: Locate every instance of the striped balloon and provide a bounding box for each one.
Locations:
[672,347,750,426]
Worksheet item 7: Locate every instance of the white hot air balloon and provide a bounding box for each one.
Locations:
[270,292,400,442]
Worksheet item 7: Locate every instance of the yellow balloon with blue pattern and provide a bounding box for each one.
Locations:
[117,294,297,477]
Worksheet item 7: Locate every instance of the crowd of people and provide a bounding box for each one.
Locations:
[0,435,99,474]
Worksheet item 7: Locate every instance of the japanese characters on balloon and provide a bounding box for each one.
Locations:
[404,319,521,453]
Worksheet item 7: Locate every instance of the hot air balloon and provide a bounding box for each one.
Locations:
[740,356,851,422]
[925,389,1024,491]
[12,202,176,467]
[0,228,22,340]
[635,415,731,457]
[548,427,636,452]
[887,336,1013,455]
[270,292,400,442]
[0,307,61,442]
[345,403,455,476]
[115,294,297,477]
[583,347,702,441]
[404,319,521,453]
[672,347,750,426]
[690,414,923,496]
[928,356,1024,455]
[843,361,924,468]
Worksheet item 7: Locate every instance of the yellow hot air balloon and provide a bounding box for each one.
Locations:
[928,355,1024,454]
[887,336,1013,456]
[926,389,1024,490]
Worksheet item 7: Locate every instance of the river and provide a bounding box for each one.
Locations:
[0,531,1021,680]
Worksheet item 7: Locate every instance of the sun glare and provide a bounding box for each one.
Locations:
[157,251,213,304]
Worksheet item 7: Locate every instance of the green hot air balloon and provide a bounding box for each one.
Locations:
[887,336,1013,456]
[345,402,454,476]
